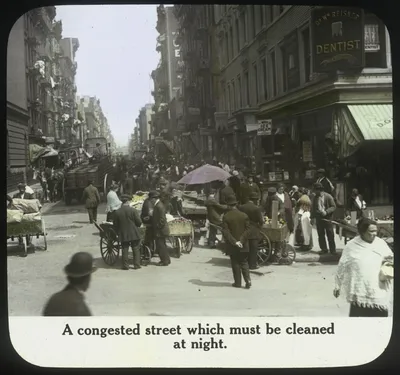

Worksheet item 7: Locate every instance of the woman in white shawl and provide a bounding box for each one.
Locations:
[334,217,393,317]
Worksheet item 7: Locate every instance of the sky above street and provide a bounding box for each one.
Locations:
[56,5,159,147]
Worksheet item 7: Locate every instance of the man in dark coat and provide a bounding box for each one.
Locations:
[229,171,242,203]
[81,180,101,223]
[311,182,337,254]
[43,252,96,316]
[239,191,263,269]
[205,189,228,248]
[141,191,157,254]
[240,174,261,204]
[222,195,252,289]
[264,187,285,218]
[151,191,171,266]
[113,194,143,270]
[218,179,236,205]
[13,183,34,199]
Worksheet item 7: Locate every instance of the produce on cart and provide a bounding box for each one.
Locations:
[166,216,194,257]
[7,199,47,256]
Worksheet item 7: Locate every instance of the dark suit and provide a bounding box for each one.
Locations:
[113,204,142,268]
[82,184,101,223]
[239,202,263,268]
[222,209,251,286]
[205,197,228,246]
[152,200,171,265]
[43,285,92,316]
[141,198,155,252]
[311,192,336,252]
[240,182,261,204]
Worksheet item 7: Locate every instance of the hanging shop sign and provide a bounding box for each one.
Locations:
[257,119,272,136]
[311,7,364,73]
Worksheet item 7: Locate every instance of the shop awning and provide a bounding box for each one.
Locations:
[347,104,393,141]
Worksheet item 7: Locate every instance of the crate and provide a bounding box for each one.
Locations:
[168,219,193,236]
[261,224,288,242]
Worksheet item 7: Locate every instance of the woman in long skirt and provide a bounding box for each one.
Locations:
[276,183,294,233]
[293,188,313,250]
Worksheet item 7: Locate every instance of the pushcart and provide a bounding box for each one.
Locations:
[167,218,195,258]
[7,215,47,257]
[94,222,153,266]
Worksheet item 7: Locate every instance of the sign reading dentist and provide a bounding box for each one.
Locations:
[311,7,365,73]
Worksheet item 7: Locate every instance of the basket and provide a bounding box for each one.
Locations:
[261,224,288,242]
[7,220,43,236]
[168,219,193,236]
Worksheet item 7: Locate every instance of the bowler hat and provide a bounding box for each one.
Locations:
[17,183,26,189]
[317,168,326,174]
[314,182,324,190]
[120,194,132,202]
[64,252,97,278]
[226,195,238,205]
[268,187,277,193]
[249,192,260,200]
[149,190,160,199]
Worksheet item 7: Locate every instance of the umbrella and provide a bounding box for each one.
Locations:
[177,164,231,185]
[41,148,58,157]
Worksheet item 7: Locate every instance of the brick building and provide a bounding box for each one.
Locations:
[174,5,392,208]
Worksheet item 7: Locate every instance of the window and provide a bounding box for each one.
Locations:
[244,71,250,106]
[235,18,240,52]
[237,75,242,108]
[250,6,256,39]
[302,28,311,82]
[258,5,265,29]
[266,5,272,23]
[279,6,285,14]
[224,33,229,65]
[262,58,267,100]
[229,26,234,61]
[243,13,248,43]
[227,84,231,114]
[271,51,277,97]
[364,22,386,68]
[253,63,259,103]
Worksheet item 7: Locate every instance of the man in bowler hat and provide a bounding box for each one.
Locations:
[141,190,158,254]
[113,194,143,270]
[239,191,263,269]
[43,252,96,316]
[81,180,101,223]
[222,195,252,289]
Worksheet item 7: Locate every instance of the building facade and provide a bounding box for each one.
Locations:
[151,5,180,159]
[173,5,392,208]
[136,103,154,148]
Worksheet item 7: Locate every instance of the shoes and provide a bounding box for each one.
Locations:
[232,283,241,288]
[157,262,169,266]
[245,282,252,289]
[330,250,337,255]
[320,249,328,254]
[121,266,129,270]
[133,266,141,270]
[249,266,260,270]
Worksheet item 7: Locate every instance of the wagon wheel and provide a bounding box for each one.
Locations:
[140,243,152,266]
[100,228,120,265]
[278,243,296,265]
[257,231,272,266]
[42,219,47,250]
[182,226,195,253]
[175,237,183,258]
[20,236,28,257]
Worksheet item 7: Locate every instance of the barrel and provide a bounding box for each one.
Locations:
[87,168,99,187]
[66,172,76,188]
[76,169,88,188]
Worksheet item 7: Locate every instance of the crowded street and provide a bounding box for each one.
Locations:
[8,201,354,317]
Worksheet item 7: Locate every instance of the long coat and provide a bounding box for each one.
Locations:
[205,197,228,225]
[222,209,251,254]
[113,204,142,243]
[238,202,263,239]
[140,198,154,225]
[152,200,170,238]
[42,285,92,316]
[240,182,261,204]
[82,184,100,209]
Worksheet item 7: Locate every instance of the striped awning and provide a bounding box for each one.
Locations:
[347,104,393,141]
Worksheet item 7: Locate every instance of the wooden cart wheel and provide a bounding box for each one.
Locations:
[42,219,47,250]
[257,231,272,266]
[100,228,120,265]
[279,243,296,265]
[182,227,195,253]
[140,244,152,266]
[20,236,28,257]
[176,237,183,258]
[103,173,111,203]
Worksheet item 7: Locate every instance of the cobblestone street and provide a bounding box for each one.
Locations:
[7,202,359,317]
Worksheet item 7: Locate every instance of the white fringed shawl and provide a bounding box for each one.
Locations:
[335,236,394,310]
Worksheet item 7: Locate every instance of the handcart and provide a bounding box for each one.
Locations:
[167,218,195,258]
[94,221,152,266]
[7,215,48,257]
[258,224,296,265]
